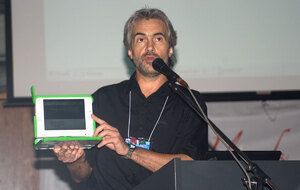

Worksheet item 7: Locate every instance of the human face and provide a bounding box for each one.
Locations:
[128,19,173,78]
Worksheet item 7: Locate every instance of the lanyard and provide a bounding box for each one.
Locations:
[127,91,169,141]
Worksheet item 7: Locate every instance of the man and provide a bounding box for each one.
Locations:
[54,8,208,189]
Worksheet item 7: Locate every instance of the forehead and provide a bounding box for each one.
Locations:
[132,18,167,36]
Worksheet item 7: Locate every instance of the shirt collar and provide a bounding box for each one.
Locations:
[126,72,172,99]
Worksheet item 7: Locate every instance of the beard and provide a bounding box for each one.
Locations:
[132,51,167,78]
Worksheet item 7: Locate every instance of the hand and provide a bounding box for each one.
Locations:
[92,114,129,156]
[53,142,85,164]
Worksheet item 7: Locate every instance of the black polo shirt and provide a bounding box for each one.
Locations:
[86,73,208,190]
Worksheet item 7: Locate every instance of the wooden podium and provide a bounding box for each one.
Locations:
[133,158,300,190]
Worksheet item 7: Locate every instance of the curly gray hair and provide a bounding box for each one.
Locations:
[123,8,177,67]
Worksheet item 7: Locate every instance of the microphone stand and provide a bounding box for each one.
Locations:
[168,82,279,190]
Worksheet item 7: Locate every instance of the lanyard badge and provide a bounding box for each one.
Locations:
[125,137,150,150]
[126,91,169,151]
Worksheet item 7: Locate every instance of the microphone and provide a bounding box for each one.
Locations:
[152,58,188,88]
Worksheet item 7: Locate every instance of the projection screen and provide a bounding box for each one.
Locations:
[5,0,300,104]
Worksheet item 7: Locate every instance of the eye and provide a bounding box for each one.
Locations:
[137,37,145,43]
[154,36,164,42]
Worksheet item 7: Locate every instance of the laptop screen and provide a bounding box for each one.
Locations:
[44,99,86,130]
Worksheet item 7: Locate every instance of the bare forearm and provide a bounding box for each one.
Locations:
[91,115,193,172]
[130,148,193,172]
[66,154,92,183]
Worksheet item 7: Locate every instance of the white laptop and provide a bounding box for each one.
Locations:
[31,86,102,150]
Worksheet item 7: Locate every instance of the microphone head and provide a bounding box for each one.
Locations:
[152,58,188,87]
[152,58,179,82]
[152,58,165,71]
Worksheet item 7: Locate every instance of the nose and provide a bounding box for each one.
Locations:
[146,38,154,52]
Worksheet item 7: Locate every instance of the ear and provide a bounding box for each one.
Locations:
[168,47,173,58]
[128,50,133,60]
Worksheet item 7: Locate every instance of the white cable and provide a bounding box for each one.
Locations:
[127,91,132,137]
[127,91,169,142]
[187,86,252,190]
[148,96,169,140]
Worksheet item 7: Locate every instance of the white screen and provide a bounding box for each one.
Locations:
[10,0,300,97]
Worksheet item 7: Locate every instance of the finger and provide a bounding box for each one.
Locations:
[97,136,128,155]
[75,149,84,158]
[65,148,73,157]
[91,114,106,125]
[93,125,104,136]
[92,115,118,132]
[58,150,66,158]
[97,136,112,148]
[71,148,78,156]
[98,128,120,139]
[74,144,80,149]
[60,148,79,162]
[97,136,121,148]
[69,144,75,149]
[53,145,61,154]
[93,124,118,137]
[61,144,69,151]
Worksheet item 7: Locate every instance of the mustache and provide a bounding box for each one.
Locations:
[142,51,159,58]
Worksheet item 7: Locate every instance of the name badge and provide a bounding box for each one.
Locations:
[125,137,150,150]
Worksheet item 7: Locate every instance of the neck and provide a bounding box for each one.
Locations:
[135,72,167,98]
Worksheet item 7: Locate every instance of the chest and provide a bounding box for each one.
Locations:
[97,94,188,150]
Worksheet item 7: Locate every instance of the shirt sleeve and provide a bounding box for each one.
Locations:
[177,90,208,160]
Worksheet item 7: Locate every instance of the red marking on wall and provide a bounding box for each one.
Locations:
[274,129,291,151]
[274,128,291,160]
[212,130,243,150]
[211,129,292,160]
[232,130,243,145]
[280,152,289,161]
[212,138,220,150]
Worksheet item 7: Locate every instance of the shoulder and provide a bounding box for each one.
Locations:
[92,80,129,98]
[175,84,206,102]
[190,88,207,113]
[173,84,207,113]
[91,80,130,115]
